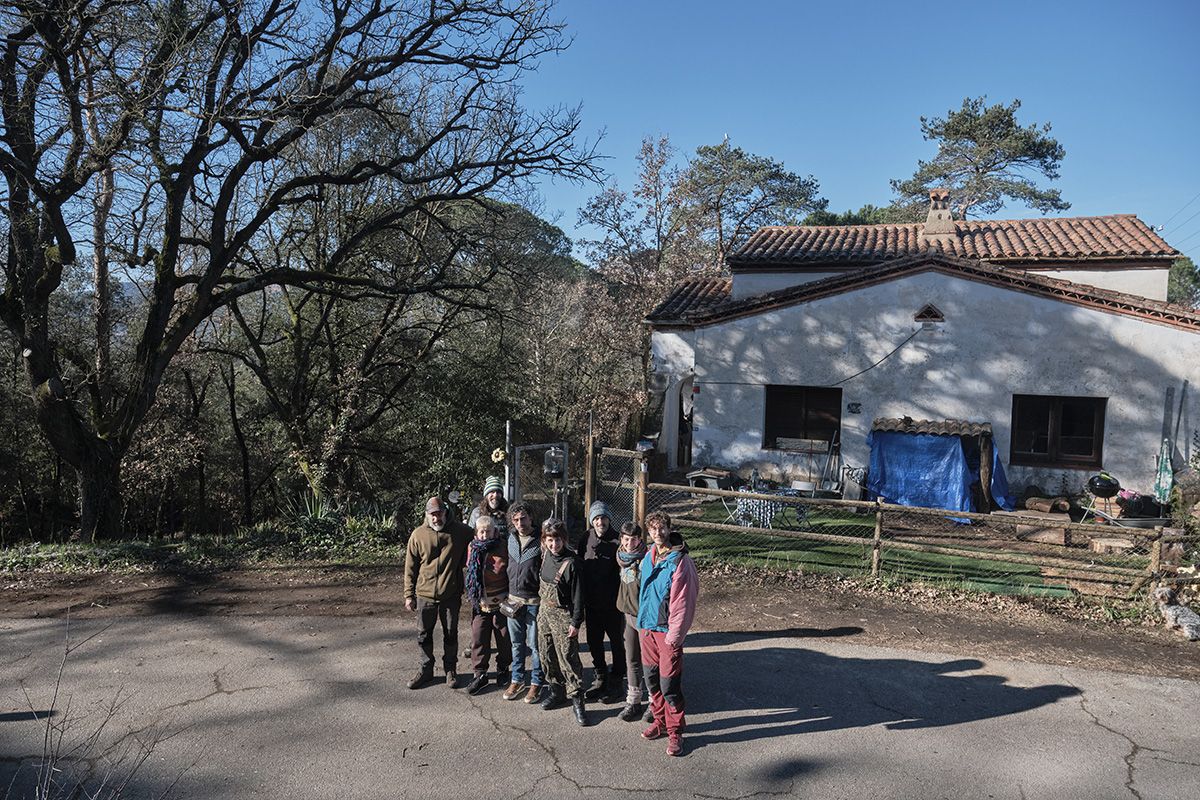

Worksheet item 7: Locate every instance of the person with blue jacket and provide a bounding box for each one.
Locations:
[637,511,699,757]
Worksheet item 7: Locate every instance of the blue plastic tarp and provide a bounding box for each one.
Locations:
[988,447,1016,511]
[866,431,973,511]
[866,431,1016,513]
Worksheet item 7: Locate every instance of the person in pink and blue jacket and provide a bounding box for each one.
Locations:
[636,510,699,757]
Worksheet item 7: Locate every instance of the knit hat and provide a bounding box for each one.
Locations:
[589,500,612,525]
[482,475,504,497]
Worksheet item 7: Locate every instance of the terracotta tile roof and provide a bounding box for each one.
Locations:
[646,252,1200,334]
[873,417,993,437]
[645,277,731,323]
[730,214,1178,267]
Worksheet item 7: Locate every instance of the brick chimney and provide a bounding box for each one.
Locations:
[920,188,956,248]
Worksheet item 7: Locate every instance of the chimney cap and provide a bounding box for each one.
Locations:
[922,187,956,242]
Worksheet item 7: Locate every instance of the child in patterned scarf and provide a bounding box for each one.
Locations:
[615,522,651,722]
[464,516,511,695]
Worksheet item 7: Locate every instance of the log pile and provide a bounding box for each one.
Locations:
[1024,496,1070,513]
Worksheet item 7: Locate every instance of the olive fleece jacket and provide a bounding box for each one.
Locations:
[403,520,473,602]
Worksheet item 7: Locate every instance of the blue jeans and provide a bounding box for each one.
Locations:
[507,603,543,686]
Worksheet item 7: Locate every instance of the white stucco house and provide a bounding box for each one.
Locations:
[646,192,1198,498]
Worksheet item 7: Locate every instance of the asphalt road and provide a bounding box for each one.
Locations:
[2,614,1197,799]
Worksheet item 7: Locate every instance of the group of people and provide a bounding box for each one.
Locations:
[402,477,699,756]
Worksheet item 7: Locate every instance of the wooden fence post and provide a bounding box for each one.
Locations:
[583,434,595,516]
[635,452,648,527]
[1149,530,1163,578]
[871,501,884,578]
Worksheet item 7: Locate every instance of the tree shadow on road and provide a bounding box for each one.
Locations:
[686,626,864,645]
[0,709,57,722]
[683,644,1080,751]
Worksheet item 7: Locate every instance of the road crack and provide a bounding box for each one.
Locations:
[691,786,797,800]
[1063,677,1159,800]
[462,693,668,797]
[460,692,796,799]
[158,666,275,712]
[2,648,35,669]
[1150,755,1200,769]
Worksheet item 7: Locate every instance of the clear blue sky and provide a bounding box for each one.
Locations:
[520,0,1200,267]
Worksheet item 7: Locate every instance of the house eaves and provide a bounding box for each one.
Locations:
[665,253,1200,334]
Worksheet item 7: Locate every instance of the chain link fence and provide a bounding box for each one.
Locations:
[512,446,558,527]
[641,482,1199,599]
[591,448,639,537]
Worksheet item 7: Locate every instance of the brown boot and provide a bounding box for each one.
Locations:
[501,682,527,701]
[407,669,433,690]
[524,684,544,704]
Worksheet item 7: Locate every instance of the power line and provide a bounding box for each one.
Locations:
[693,328,924,389]
[1161,189,1200,229]
[831,328,923,387]
[1169,225,1200,250]
[1164,205,1200,240]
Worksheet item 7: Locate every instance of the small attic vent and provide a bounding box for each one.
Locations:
[914,304,944,323]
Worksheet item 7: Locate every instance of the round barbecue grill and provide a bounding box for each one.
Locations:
[1086,472,1121,498]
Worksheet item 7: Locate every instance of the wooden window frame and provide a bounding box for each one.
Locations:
[762,385,842,452]
[1009,394,1106,469]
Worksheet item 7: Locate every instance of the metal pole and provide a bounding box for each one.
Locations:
[871,501,883,578]
[583,434,595,521]
[562,444,570,522]
[504,419,512,500]
[635,452,648,527]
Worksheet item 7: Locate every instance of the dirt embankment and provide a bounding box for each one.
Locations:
[2,564,1197,682]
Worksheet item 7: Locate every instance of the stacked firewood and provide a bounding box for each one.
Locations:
[1024,496,1071,514]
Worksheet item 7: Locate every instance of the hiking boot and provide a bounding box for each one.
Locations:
[641,721,664,741]
[501,682,527,701]
[666,732,683,757]
[619,702,644,722]
[540,685,566,711]
[407,669,433,690]
[572,697,589,727]
[445,671,459,689]
[605,673,627,703]
[466,673,489,695]
[524,684,544,704]
[584,668,608,701]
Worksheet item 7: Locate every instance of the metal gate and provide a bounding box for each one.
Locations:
[589,446,641,532]
[512,442,570,526]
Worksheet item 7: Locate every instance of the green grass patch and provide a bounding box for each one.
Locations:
[0,510,404,574]
[676,500,1073,598]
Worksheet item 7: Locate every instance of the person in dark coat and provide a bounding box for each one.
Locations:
[580,500,626,701]
[501,502,544,703]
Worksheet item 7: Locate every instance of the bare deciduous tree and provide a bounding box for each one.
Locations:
[0,0,596,539]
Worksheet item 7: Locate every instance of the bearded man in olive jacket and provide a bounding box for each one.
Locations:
[404,496,474,689]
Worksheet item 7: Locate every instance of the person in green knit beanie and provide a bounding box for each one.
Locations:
[468,475,508,530]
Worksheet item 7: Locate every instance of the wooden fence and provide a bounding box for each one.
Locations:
[639,481,1198,599]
